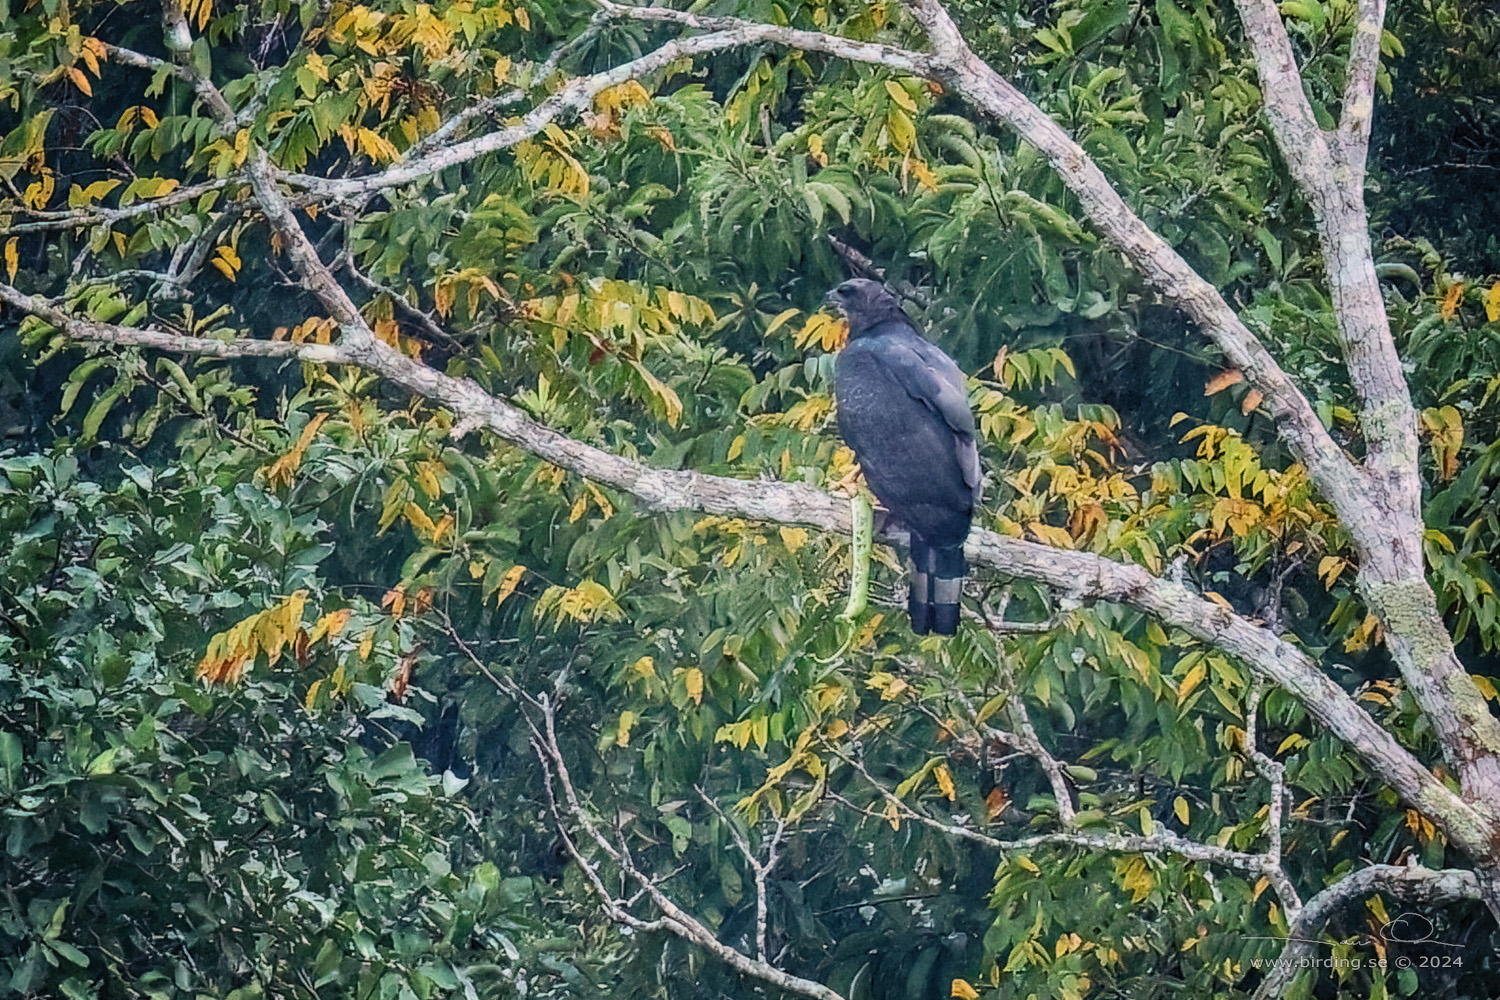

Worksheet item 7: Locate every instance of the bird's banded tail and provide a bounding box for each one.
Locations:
[908,537,965,636]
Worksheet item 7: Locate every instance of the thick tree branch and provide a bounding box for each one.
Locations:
[1241,679,1301,915]
[0,283,333,362]
[946,598,1077,826]
[834,693,1302,914]
[826,780,1291,889]
[0,178,235,237]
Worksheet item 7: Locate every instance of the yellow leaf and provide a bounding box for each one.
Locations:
[404,502,437,538]
[67,66,92,96]
[515,6,530,30]
[616,710,635,747]
[683,666,704,705]
[630,655,656,680]
[630,359,682,426]
[1014,855,1040,874]
[1441,282,1464,321]
[1177,660,1207,704]
[884,79,918,113]
[884,800,901,830]
[1486,281,1500,323]
[79,36,106,76]
[304,678,324,710]
[934,764,956,801]
[1317,555,1347,589]
[765,307,801,337]
[1240,388,1263,415]
[779,526,808,553]
[570,493,588,522]
[3,238,16,281]
[1027,522,1074,549]
[1174,796,1190,824]
[886,106,916,153]
[1204,369,1244,395]
[416,462,443,500]
[1276,733,1309,755]
[24,172,55,210]
[263,412,328,488]
[951,980,981,1000]
[495,564,526,605]
[308,608,352,644]
[807,132,828,166]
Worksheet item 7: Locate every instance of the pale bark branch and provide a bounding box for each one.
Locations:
[0,283,332,362]
[159,4,238,132]
[697,788,785,961]
[947,596,1077,826]
[825,782,1288,887]
[0,178,235,236]
[1242,679,1301,916]
[610,0,1361,550]
[832,697,1302,913]
[1340,0,1388,158]
[7,0,1499,938]
[430,610,844,997]
[339,256,464,352]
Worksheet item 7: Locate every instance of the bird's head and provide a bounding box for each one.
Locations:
[824,278,905,337]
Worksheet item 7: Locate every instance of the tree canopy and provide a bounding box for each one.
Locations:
[3,1,1500,999]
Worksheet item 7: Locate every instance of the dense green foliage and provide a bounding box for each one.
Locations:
[3,0,1500,999]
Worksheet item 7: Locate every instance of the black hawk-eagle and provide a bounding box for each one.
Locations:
[825,278,982,636]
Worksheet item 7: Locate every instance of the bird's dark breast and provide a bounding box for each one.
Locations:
[835,343,973,546]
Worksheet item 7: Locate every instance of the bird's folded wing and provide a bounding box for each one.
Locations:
[873,333,983,498]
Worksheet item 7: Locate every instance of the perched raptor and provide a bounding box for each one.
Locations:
[826,278,982,636]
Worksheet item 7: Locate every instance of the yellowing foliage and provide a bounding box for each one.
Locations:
[264,413,329,489]
[533,579,623,625]
[196,591,309,684]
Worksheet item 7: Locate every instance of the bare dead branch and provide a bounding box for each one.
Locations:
[696,788,786,961]
[0,178,236,237]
